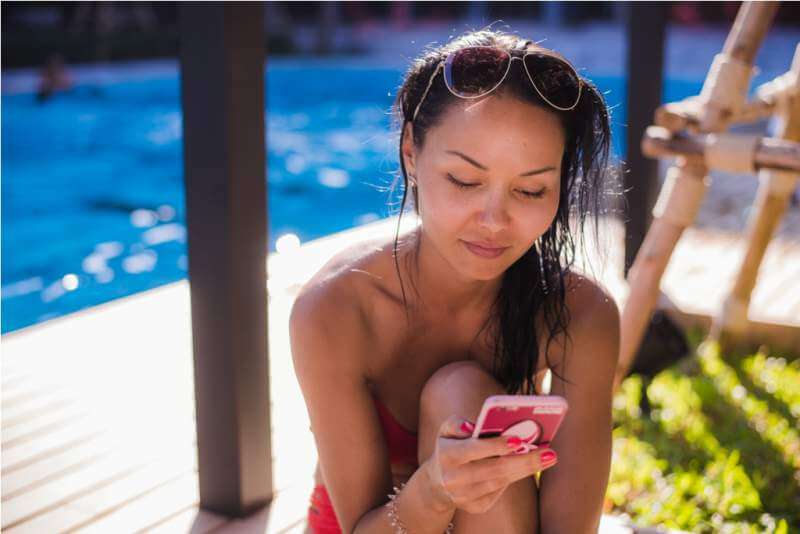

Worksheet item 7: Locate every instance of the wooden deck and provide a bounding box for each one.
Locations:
[3,214,796,533]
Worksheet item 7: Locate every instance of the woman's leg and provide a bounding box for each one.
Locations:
[417,361,539,534]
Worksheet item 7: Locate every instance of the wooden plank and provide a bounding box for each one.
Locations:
[2,403,91,448]
[3,373,196,476]
[3,433,118,500]
[2,434,196,530]
[68,472,199,533]
[1,423,105,474]
[750,263,800,324]
[2,423,192,499]
[211,478,314,534]
[670,308,800,354]
[2,391,82,429]
[1,378,36,398]
[3,399,192,473]
[744,256,800,325]
[279,522,309,534]
[3,451,143,530]
[1,379,72,409]
[2,391,80,428]
[1,504,93,534]
[143,505,229,534]
[10,443,198,533]
[1,366,33,383]
[68,443,197,514]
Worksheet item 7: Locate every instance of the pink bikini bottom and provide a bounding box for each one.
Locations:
[308,395,418,533]
[307,483,342,534]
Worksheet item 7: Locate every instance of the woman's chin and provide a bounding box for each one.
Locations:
[455,256,508,281]
[468,270,503,283]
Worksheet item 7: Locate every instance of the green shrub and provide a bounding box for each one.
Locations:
[608,337,798,533]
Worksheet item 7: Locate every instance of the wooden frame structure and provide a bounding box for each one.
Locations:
[615,1,800,389]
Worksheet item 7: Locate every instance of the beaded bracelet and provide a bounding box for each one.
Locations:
[385,481,455,533]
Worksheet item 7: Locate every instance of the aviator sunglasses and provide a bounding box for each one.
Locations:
[412,45,583,123]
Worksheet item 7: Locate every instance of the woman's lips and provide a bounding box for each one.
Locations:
[462,240,509,259]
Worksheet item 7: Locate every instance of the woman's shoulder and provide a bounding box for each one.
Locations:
[290,232,410,349]
[297,231,408,310]
[537,271,620,368]
[546,270,620,377]
[563,271,619,320]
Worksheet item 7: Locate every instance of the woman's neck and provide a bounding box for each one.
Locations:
[404,226,502,320]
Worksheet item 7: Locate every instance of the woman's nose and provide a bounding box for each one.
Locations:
[477,191,511,232]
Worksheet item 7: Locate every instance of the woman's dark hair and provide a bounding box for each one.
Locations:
[389,28,613,394]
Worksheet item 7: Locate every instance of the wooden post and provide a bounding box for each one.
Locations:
[712,44,800,348]
[179,3,272,516]
[617,160,709,389]
[641,127,800,173]
[623,2,667,273]
[697,1,779,132]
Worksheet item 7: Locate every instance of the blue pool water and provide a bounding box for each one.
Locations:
[0,58,732,334]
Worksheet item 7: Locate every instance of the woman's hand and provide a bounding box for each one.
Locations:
[424,416,558,515]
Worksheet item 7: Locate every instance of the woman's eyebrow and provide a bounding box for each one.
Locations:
[445,149,556,177]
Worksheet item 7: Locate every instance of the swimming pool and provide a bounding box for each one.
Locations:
[0,57,713,334]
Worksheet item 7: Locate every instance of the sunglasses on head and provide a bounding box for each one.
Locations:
[411,45,583,123]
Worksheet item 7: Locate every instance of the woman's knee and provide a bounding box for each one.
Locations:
[417,361,505,457]
[419,360,503,414]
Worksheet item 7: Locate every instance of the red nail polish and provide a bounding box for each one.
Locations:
[507,436,523,448]
[460,421,475,433]
[540,450,557,465]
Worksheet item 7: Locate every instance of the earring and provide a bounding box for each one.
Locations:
[409,175,417,187]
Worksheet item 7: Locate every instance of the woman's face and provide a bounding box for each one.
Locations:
[403,95,565,281]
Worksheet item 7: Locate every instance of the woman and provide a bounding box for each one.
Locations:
[291,28,619,533]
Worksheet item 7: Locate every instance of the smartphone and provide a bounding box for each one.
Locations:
[471,395,568,454]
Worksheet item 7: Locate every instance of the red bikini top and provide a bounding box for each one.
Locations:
[371,395,418,467]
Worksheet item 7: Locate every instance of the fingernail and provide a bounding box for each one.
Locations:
[460,421,475,433]
[506,436,523,448]
[540,450,558,466]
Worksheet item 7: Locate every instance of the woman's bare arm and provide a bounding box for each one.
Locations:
[538,274,621,534]
[290,284,455,533]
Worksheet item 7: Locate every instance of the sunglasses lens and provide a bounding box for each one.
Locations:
[524,54,581,109]
[444,47,510,97]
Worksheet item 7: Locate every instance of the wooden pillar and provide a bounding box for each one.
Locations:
[623,3,668,273]
[179,2,272,516]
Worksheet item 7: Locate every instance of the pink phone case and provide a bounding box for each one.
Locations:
[471,395,568,454]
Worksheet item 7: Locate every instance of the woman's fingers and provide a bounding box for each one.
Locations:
[443,433,525,464]
[434,415,559,514]
[438,415,474,439]
[488,446,559,480]
[449,446,558,490]
[441,448,556,514]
